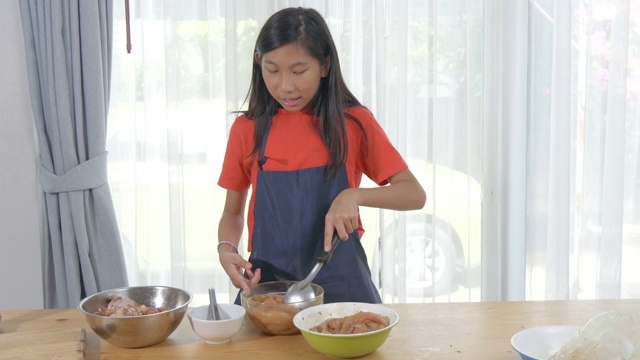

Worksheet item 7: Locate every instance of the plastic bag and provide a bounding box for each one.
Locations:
[549,310,640,360]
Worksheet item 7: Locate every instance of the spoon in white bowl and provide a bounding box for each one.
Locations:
[208,287,220,320]
[284,233,341,305]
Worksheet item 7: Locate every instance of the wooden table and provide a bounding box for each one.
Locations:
[2,300,640,359]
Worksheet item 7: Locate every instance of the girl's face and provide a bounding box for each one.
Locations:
[258,42,328,112]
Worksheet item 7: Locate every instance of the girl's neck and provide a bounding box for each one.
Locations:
[276,107,313,115]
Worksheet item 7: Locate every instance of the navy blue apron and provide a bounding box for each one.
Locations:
[234,118,381,304]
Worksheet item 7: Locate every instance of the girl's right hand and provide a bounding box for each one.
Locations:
[218,251,261,292]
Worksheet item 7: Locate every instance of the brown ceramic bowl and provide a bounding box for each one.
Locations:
[240,280,324,335]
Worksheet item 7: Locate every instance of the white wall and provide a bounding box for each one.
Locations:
[0,0,44,309]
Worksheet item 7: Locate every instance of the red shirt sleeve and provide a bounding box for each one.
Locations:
[345,107,408,187]
[217,115,255,191]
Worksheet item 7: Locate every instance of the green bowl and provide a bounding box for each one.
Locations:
[293,302,399,358]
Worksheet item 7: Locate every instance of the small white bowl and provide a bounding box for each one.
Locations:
[511,325,581,360]
[188,304,246,344]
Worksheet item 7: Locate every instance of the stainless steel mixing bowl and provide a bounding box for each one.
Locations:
[78,285,192,348]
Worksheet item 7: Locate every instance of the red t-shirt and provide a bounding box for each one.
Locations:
[218,106,408,250]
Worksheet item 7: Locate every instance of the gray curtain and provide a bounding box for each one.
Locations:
[19,0,128,308]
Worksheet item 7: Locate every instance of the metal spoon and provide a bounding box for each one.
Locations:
[284,233,341,305]
[208,287,220,320]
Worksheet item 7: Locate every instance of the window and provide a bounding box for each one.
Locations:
[107,0,639,305]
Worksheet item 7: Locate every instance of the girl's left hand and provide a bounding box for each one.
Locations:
[219,250,261,292]
[324,188,359,252]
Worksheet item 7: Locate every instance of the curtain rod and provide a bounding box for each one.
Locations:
[125,0,132,53]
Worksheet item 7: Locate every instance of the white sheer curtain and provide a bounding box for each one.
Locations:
[481,0,640,302]
[107,0,639,306]
[524,0,640,300]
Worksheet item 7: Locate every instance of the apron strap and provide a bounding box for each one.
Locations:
[258,120,271,170]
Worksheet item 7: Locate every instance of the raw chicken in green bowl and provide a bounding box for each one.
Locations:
[293,302,399,358]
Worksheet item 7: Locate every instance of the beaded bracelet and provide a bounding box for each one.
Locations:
[217,241,239,253]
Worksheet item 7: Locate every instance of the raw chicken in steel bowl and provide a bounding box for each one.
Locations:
[78,285,192,348]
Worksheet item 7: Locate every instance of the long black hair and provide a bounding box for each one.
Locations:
[242,7,366,178]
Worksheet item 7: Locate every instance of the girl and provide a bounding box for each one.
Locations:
[217,7,426,304]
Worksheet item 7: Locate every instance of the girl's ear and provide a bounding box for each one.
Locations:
[321,57,331,77]
[254,51,261,64]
